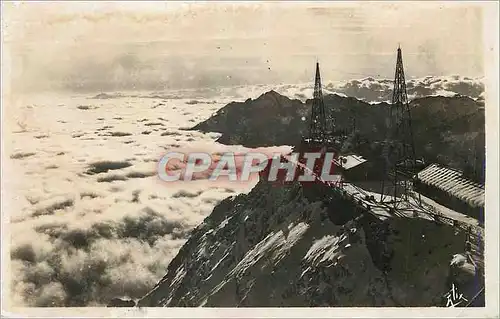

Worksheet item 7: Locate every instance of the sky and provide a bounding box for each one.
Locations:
[2,1,485,93]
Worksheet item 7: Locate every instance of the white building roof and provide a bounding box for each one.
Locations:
[338,154,368,170]
[417,163,484,208]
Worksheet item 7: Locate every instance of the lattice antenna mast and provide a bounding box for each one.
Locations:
[380,47,419,207]
[308,62,328,142]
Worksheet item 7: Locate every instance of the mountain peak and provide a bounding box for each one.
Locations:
[258,90,286,99]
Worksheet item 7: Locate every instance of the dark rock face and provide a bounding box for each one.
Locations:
[107,298,136,307]
[190,92,484,183]
[191,90,309,147]
[137,180,482,307]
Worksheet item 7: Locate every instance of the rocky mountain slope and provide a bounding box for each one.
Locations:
[131,90,485,308]
[136,179,482,307]
[190,92,485,182]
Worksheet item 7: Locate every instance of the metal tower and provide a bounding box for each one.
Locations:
[307,62,328,143]
[380,46,420,207]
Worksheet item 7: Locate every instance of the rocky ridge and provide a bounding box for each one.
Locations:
[136,180,482,307]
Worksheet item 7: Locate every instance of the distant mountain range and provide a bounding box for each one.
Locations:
[190,91,484,183]
[92,75,484,105]
[324,75,484,103]
[222,75,484,104]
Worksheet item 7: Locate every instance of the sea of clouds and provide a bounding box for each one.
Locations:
[2,75,483,307]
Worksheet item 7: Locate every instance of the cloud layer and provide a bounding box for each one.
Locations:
[3,93,270,307]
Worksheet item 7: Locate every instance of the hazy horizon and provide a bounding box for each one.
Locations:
[3,2,485,94]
